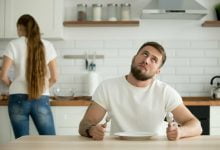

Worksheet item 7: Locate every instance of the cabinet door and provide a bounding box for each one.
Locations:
[0,106,12,144]
[55,106,88,135]
[210,106,220,135]
[5,0,63,39]
[0,0,4,38]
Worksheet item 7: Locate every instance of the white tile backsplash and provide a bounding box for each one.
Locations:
[162,40,191,49]
[51,38,220,97]
[205,50,220,57]
[160,75,190,84]
[1,0,220,97]
[190,58,218,66]
[104,40,133,49]
[1,39,220,97]
[204,67,220,75]
[176,49,204,57]
[166,58,190,66]
[75,40,103,49]
[190,41,219,49]
[175,67,204,75]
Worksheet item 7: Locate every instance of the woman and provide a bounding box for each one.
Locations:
[0,14,58,138]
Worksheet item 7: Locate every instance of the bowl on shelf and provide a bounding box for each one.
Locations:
[52,87,75,100]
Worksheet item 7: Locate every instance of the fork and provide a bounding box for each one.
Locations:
[166,112,174,124]
[103,113,111,126]
[166,112,178,128]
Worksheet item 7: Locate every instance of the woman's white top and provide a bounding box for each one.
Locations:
[3,36,57,96]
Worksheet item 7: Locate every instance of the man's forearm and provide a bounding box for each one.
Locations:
[78,102,106,138]
[180,118,202,138]
[79,119,95,137]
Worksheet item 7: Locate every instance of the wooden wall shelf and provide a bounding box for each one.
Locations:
[63,55,104,59]
[202,21,220,27]
[63,20,139,27]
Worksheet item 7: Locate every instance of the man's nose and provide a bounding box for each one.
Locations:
[143,56,151,64]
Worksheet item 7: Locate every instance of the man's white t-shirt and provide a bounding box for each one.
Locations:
[3,36,57,95]
[93,76,183,135]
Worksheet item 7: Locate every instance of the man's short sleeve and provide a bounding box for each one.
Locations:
[165,86,183,112]
[92,81,109,110]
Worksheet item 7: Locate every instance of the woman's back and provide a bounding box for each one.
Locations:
[4,36,57,95]
[0,14,57,139]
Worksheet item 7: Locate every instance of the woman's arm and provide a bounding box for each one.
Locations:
[0,56,12,86]
[48,59,58,87]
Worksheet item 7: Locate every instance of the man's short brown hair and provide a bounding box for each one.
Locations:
[137,41,166,67]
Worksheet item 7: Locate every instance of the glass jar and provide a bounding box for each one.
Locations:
[107,3,118,21]
[120,3,131,21]
[92,4,103,21]
[77,4,87,21]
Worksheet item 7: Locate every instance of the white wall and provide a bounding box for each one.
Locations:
[0,0,220,97]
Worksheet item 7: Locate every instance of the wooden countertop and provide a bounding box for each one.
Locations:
[182,97,220,106]
[1,97,220,106]
[1,135,220,150]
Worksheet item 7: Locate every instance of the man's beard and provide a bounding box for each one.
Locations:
[130,65,154,81]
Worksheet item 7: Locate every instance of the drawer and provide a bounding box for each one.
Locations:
[210,106,220,127]
[210,127,220,135]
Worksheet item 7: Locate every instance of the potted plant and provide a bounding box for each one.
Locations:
[215,3,220,20]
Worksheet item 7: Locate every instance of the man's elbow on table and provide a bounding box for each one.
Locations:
[180,117,203,139]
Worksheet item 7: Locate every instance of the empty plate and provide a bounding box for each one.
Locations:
[114,131,155,140]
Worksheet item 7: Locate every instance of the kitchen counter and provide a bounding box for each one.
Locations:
[0,97,220,106]
[1,135,220,150]
[183,97,220,106]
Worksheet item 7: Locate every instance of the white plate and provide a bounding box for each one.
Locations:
[114,132,155,140]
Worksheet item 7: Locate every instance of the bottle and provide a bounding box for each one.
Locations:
[92,4,103,21]
[120,3,131,21]
[77,4,87,21]
[86,72,100,96]
[107,3,118,21]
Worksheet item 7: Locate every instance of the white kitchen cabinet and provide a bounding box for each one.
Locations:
[0,106,88,144]
[210,106,220,135]
[52,106,111,136]
[0,105,110,144]
[0,106,43,144]
[53,106,87,135]
[0,0,4,38]
[3,0,63,39]
[0,106,12,144]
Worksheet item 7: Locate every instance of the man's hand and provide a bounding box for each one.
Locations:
[89,124,107,140]
[166,122,181,141]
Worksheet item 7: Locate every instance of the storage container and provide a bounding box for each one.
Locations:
[120,3,131,20]
[77,4,87,21]
[92,4,103,21]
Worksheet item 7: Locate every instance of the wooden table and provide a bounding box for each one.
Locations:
[1,135,220,150]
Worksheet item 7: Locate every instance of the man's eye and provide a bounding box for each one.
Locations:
[151,58,157,63]
[143,52,148,56]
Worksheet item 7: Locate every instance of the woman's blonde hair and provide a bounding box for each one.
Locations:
[17,14,46,99]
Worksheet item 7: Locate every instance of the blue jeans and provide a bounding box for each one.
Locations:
[8,94,56,138]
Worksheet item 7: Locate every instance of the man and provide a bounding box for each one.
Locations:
[79,41,202,141]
